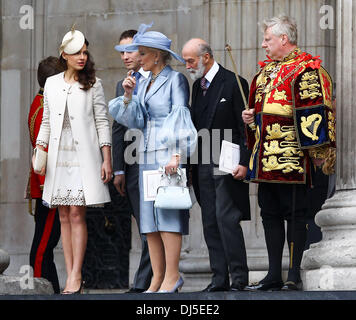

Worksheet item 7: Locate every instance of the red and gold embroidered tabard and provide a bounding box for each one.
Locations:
[246,48,335,184]
[27,89,47,198]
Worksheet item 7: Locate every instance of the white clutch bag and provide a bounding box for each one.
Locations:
[33,147,47,173]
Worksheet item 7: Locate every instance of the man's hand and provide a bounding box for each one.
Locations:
[312,158,325,167]
[242,108,255,125]
[113,174,126,196]
[232,165,247,180]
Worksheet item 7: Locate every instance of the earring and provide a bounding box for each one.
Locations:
[154,61,158,65]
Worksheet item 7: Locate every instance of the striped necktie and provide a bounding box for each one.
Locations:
[200,77,208,96]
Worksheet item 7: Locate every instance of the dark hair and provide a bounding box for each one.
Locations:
[58,38,96,91]
[37,56,64,88]
[119,30,137,42]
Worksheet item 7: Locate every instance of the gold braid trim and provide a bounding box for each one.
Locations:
[322,147,336,175]
[308,146,336,175]
[308,146,329,159]
[29,98,43,144]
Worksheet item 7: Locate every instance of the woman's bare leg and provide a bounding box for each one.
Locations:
[58,206,73,292]
[146,232,166,292]
[159,231,182,291]
[67,205,87,292]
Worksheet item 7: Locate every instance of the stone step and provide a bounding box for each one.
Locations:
[1,290,356,300]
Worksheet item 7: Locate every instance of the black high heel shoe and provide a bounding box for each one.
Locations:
[62,280,85,295]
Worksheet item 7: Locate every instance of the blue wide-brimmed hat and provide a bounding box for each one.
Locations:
[114,43,138,53]
[118,22,184,63]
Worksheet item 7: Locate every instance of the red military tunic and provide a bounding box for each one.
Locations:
[246,48,335,184]
[27,88,48,198]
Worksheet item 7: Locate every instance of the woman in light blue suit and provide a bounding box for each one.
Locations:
[109,23,197,293]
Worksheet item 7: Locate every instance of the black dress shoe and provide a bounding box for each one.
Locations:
[230,283,247,291]
[125,288,146,293]
[281,281,303,291]
[201,283,230,292]
[245,280,284,291]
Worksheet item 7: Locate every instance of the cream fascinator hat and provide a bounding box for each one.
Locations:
[59,25,85,55]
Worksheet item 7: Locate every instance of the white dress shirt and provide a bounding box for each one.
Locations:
[204,60,219,88]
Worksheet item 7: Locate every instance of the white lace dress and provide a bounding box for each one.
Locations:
[51,103,86,206]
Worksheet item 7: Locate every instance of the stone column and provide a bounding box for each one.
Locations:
[301,0,356,290]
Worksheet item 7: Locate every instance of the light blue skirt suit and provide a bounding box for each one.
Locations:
[109,65,197,235]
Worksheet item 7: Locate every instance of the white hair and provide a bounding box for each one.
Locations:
[261,15,298,45]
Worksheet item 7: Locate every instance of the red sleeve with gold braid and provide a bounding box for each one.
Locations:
[27,91,46,198]
[292,65,336,174]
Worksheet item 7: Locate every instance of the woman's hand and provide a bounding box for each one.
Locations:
[122,70,136,98]
[32,145,46,176]
[165,154,180,175]
[101,145,112,183]
[101,160,113,184]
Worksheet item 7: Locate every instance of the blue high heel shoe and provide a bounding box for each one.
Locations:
[158,276,184,293]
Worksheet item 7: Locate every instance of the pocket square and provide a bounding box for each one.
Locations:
[220,98,227,102]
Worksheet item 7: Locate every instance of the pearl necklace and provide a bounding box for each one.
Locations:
[150,66,166,83]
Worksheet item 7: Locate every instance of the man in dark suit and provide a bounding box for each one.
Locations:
[182,38,251,292]
[113,30,151,293]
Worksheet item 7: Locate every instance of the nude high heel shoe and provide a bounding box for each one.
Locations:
[158,276,184,293]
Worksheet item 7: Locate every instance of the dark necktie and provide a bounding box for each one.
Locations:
[200,77,208,96]
[133,72,141,95]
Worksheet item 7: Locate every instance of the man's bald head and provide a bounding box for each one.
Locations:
[182,38,213,58]
[182,38,214,80]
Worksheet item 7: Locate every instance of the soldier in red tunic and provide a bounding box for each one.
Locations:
[242,16,335,291]
[26,56,63,293]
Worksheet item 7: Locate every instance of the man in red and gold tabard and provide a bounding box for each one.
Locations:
[26,57,63,293]
[242,16,335,291]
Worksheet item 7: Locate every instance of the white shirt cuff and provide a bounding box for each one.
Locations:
[114,171,125,175]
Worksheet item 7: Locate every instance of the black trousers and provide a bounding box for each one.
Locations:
[198,164,249,288]
[29,199,61,293]
[305,167,329,249]
[125,163,152,290]
[258,182,308,283]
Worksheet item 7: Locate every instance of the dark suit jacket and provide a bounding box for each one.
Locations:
[191,64,251,220]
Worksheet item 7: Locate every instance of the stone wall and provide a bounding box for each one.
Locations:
[0,0,336,290]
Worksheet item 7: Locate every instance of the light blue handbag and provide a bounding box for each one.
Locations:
[154,168,192,210]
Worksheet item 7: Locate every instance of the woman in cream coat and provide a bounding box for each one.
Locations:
[34,28,112,294]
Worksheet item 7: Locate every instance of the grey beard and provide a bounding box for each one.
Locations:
[188,58,205,81]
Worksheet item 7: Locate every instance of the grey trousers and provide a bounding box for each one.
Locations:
[197,164,249,287]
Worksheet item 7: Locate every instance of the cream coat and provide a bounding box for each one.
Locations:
[37,72,111,206]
